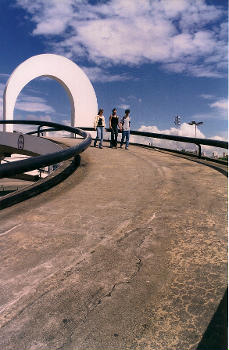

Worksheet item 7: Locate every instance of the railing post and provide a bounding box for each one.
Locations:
[197,144,201,158]
[37,125,42,137]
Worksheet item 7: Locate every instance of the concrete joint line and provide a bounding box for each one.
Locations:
[0,224,22,236]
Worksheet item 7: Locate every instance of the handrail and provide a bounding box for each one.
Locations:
[25,126,228,150]
[130,130,228,149]
[79,127,227,149]
[0,120,92,179]
[27,127,57,135]
[78,127,227,159]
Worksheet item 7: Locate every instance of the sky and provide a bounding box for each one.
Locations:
[0,0,228,147]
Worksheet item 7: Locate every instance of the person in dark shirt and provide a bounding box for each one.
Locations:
[109,108,119,148]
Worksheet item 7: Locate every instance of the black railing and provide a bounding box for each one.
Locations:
[79,127,228,158]
[26,125,228,153]
[1,120,227,172]
[0,120,92,179]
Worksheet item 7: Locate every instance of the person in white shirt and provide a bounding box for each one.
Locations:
[120,109,131,149]
[94,108,106,149]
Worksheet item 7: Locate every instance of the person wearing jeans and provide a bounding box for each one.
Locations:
[94,108,106,149]
[120,109,131,149]
[109,108,119,148]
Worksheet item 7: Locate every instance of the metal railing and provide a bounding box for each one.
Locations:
[0,120,92,179]
[0,121,227,178]
[26,125,228,157]
[79,127,228,158]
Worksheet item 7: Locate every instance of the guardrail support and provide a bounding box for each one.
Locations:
[37,125,42,137]
[197,144,202,158]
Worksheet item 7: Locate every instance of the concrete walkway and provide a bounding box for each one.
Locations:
[0,140,227,350]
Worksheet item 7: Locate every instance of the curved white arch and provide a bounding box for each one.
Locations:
[3,54,98,132]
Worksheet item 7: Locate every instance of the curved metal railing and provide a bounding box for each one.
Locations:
[0,120,227,177]
[0,120,92,179]
[78,127,227,158]
[27,125,228,151]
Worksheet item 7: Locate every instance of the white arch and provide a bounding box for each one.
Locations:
[3,54,98,132]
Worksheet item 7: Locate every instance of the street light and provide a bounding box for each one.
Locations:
[188,120,203,138]
[174,115,181,128]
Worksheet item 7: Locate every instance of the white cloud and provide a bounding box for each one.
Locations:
[0,73,10,80]
[210,98,228,111]
[193,96,228,120]
[16,0,228,78]
[14,115,75,137]
[139,122,204,139]
[118,104,130,110]
[15,94,55,113]
[200,94,215,100]
[26,114,53,122]
[62,119,71,126]
[119,95,142,104]
[0,83,4,93]
[2,113,52,134]
[0,85,55,122]
[133,122,227,157]
[81,66,130,82]
[8,114,71,136]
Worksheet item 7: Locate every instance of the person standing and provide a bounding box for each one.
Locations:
[94,109,106,149]
[120,109,131,149]
[109,108,119,148]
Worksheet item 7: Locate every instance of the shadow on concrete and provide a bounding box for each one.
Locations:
[196,288,228,350]
[0,190,15,197]
[185,158,228,178]
[154,149,228,178]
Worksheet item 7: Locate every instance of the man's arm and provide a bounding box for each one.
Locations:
[119,117,123,130]
[94,116,98,130]
[109,115,112,129]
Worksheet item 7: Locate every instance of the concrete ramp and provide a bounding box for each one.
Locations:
[0,140,227,350]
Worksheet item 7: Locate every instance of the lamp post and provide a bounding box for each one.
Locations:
[174,115,181,128]
[188,120,203,138]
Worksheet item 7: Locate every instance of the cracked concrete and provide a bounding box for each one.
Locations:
[0,140,227,349]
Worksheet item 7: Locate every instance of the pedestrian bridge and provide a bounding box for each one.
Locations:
[0,137,227,350]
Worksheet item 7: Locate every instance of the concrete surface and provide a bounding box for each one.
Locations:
[0,139,227,350]
[0,178,32,196]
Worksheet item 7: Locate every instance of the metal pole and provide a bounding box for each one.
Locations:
[197,144,201,158]
[38,125,42,137]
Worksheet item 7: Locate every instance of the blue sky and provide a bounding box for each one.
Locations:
[0,0,228,141]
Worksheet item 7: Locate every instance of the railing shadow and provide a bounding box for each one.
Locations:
[196,288,228,350]
[153,148,228,178]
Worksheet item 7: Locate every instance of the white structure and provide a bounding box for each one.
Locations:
[3,54,98,132]
[0,131,63,155]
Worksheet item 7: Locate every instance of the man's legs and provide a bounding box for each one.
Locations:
[94,128,99,147]
[114,127,118,147]
[110,128,115,147]
[94,127,101,147]
[120,130,125,148]
[99,127,104,148]
[125,131,130,149]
